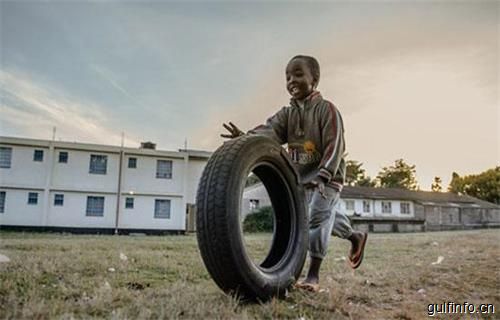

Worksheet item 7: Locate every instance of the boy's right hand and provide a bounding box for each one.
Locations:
[221,122,244,139]
[304,177,327,199]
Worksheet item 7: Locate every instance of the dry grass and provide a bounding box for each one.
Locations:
[0,229,498,319]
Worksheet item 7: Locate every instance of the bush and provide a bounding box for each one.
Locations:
[243,206,274,232]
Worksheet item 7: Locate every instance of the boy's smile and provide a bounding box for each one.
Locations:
[286,58,315,101]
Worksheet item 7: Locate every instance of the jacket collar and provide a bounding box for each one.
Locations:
[290,91,322,109]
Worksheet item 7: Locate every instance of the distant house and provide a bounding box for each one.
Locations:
[341,186,500,232]
[243,184,500,232]
[241,182,272,218]
[0,136,210,234]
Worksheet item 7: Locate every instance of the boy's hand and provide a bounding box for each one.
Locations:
[221,122,244,139]
[304,177,327,199]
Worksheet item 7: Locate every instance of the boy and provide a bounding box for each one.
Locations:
[221,55,367,292]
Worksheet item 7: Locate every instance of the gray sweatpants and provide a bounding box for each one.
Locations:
[307,186,353,259]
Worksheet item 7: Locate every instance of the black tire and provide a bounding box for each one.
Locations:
[196,135,308,301]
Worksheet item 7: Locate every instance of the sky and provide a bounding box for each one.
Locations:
[1,1,498,190]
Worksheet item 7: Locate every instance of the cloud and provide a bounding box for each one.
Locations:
[0,69,139,147]
[90,64,132,99]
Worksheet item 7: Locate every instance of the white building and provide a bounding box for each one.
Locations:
[243,183,500,232]
[242,183,415,219]
[0,136,210,233]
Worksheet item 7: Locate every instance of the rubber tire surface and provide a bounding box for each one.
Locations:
[196,135,308,301]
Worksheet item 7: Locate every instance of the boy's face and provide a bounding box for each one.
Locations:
[286,58,315,100]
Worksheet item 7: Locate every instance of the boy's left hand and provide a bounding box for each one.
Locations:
[221,122,244,139]
[304,177,327,199]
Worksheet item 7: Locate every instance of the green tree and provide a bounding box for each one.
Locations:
[345,160,376,187]
[243,206,274,232]
[449,172,463,194]
[431,176,443,192]
[376,159,418,190]
[448,167,500,204]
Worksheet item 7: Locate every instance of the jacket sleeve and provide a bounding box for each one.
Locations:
[247,106,288,144]
[317,102,345,183]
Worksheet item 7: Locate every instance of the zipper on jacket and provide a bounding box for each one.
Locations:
[297,105,305,137]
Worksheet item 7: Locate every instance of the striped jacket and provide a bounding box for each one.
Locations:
[249,91,346,191]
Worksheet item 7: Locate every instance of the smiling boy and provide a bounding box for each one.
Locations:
[222,55,368,292]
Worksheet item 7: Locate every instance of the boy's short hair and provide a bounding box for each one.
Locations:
[290,55,320,87]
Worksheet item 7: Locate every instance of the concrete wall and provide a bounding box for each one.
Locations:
[425,205,500,231]
[0,145,50,188]
[52,149,119,192]
[441,207,461,224]
[414,203,425,220]
[424,206,441,227]
[351,218,425,233]
[483,208,500,225]
[121,154,185,195]
[396,223,425,232]
[118,195,184,230]
[185,159,207,204]
[372,223,394,232]
[0,188,45,226]
[353,223,370,233]
[461,208,483,225]
[46,191,116,228]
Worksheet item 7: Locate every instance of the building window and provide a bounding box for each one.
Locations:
[86,196,104,216]
[156,160,172,179]
[345,200,355,211]
[382,201,392,213]
[89,155,107,174]
[128,157,137,168]
[249,199,260,211]
[28,192,38,205]
[33,150,44,162]
[363,200,371,213]
[54,194,64,206]
[125,197,134,209]
[59,152,68,163]
[0,147,12,168]
[0,191,5,213]
[401,202,411,214]
[154,199,171,219]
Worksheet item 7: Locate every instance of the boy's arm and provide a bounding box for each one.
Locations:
[247,106,288,144]
[317,103,345,184]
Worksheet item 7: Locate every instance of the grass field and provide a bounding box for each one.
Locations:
[0,229,498,319]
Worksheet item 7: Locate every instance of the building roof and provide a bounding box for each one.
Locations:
[178,149,213,160]
[0,136,212,160]
[342,186,499,209]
